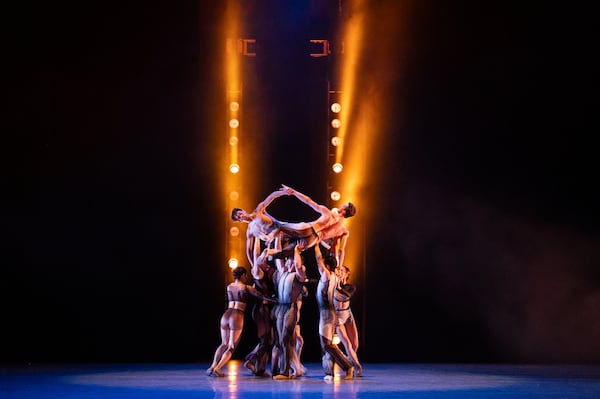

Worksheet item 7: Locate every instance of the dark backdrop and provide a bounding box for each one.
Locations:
[10,1,598,364]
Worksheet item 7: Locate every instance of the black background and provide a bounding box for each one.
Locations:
[10,1,598,364]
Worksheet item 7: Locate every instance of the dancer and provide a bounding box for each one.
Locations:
[291,269,309,377]
[277,184,356,268]
[314,245,354,380]
[231,188,287,265]
[207,266,276,377]
[243,241,277,377]
[334,264,362,377]
[270,241,307,380]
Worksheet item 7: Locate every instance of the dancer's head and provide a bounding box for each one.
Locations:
[341,202,356,218]
[231,208,244,221]
[324,253,338,272]
[232,266,247,280]
[335,265,350,281]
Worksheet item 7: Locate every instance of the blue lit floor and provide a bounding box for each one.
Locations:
[2,361,600,398]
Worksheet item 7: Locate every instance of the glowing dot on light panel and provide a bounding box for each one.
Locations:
[331,136,340,146]
[229,136,238,146]
[230,227,240,237]
[330,191,341,201]
[229,119,239,129]
[229,191,239,201]
[331,102,341,113]
[332,163,343,173]
[331,119,341,129]
[229,163,240,174]
[228,258,239,269]
[230,101,239,112]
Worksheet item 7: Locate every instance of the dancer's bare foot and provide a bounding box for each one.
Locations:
[243,360,256,374]
[292,368,304,378]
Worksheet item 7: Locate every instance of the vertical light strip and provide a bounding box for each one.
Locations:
[337,1,411,278]
[335,0,367,278]
[336,1,365,167]
[224,0,243,272]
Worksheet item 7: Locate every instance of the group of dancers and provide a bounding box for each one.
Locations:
[206,184,362,380]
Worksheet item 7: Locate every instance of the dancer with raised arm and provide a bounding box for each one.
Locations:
[334,264,362,377]
[270,241,307,380]
[314,245,355,380]
[243,240,278,377]
[291,265,309,377]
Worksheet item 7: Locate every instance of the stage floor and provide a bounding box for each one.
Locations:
[2,361,600,398]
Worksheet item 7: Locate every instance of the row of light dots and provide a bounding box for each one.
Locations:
[229,100,241,173]
[227,98,241,269]
[228,187,241,269]
[329,101,343,202]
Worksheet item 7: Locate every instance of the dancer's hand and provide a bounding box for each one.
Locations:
[280,184,293,195]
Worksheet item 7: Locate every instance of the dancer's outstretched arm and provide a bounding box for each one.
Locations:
[280,185,330,216]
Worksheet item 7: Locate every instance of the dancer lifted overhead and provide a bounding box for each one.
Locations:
[276,184,356,268]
